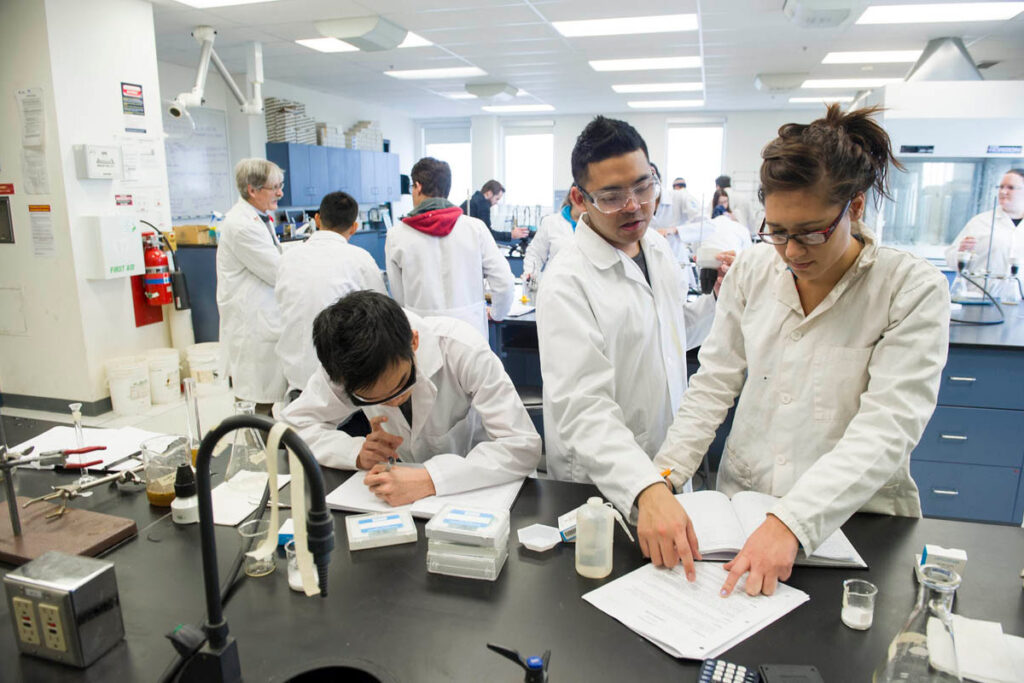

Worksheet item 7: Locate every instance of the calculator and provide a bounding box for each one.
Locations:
[698,658,760,683]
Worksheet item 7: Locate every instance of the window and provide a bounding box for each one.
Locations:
[666,124,725,208]
[502,124,554,211]
[422,125,471,202]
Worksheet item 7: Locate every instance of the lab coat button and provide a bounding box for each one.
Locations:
[780,393,792,404]
[790,331,802,341]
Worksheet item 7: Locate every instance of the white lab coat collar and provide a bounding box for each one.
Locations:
[306,229,349,245]
[574,213,655,292]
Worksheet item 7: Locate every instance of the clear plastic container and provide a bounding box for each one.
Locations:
[424,504,510,547]
[427,548,508,581]
[346,511,418,551]
[575,496,614,579]
[428,535,509,560]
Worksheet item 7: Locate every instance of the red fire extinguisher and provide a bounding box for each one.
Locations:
[143,231,173,306]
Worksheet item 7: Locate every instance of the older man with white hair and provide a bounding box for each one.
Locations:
[216,158,288,412]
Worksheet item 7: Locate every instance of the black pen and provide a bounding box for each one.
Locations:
[100,451,142,472]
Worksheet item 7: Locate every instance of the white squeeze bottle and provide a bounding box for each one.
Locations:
[576,497,614,578]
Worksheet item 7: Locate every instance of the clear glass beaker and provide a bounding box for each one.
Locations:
[873,564,962,682]
[140,435,190,507]
[224,400,268,491]
[238,519,275,577]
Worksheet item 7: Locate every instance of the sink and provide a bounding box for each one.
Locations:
[274,658,398,683]
[286,667,382,683]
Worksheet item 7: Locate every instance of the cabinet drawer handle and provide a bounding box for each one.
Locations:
[948,376,976,383]
[939,434,967,441]
[932,488,959,497]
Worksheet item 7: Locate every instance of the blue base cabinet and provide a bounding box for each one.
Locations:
[911,346,1024,523]
[267,143,400,207]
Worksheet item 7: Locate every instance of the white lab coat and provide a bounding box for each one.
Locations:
[522,210,575,279]
[386,214,515,339]
[670,188,702,227]
[536,214,717,517]
[654,225,950,553]
[676,216,752,255]
[281,312,541,496]
[216,198,287,403]
[274,230,388,394]
[944,207,1023,277]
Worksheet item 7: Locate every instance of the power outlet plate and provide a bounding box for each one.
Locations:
[12,597,40,646]
[38,603,67,652]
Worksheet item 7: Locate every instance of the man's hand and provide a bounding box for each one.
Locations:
[958,236,977,252]
[511,226,529,240]
[720,514,799,597]
[636,483,701,580]
[355,416,403,470]
[364,464,436,506]
[713,250,736,297]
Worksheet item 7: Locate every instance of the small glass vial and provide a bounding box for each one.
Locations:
[575,497,614,579]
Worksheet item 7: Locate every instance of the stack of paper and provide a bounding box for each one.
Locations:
[928,615,1024,683]
[583,562,809,660]
[325,469,525,519]
[13,425,166,470]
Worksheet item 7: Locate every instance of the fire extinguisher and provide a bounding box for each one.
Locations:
[143,231,173,306]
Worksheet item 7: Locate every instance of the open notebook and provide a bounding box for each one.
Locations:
[325,468,526,519]
[679,490,867,568]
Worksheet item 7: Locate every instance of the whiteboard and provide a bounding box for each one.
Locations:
[163,107,234,220]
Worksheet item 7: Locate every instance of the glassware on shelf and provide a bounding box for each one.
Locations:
[873,564,962,683]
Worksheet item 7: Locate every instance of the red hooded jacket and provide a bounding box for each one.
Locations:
[401,206,463,237]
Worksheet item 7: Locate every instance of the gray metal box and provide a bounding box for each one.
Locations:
[4,551,124,667]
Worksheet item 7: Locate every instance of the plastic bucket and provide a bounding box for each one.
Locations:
[106,355,152,415]
[186,342,229,395]
[145,348,181,404]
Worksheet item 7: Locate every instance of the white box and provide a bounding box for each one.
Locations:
[78,215,143,280]
[73,145,124,180]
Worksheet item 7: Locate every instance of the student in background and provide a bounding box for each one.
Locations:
[522,192,584,284]
[387,157,515,339]
[461,179,529,242]
[944,169,1024,281]
[275,191,388,398]
[640,105,950,596]
[537,116,731,524]
[217,158,288,413]
[282,291,541,506]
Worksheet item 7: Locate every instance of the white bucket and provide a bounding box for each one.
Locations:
[186,342,229,395]
[106,355,152,416]
[145,347,181,404]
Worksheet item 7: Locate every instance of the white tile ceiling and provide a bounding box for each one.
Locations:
[152,0,1024,119]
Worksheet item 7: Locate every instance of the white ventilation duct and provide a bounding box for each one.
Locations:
[315,16,407,52]
[905,37,983,81]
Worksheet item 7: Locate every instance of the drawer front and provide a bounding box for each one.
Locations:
[939,347,1024,410]
[910,461,1020,523]
[913,406,1024,468]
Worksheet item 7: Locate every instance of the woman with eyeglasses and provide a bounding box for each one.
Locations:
[636,105,951,597]
[944,169,1024,289]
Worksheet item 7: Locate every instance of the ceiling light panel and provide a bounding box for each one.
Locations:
[590,56,701,72]
[552,14,698,37]
[822,50,922,64]
[627,99,705,109]
[612,82,703,93]
[789,96,855,103]
[481,104,555,112]
[385,66,487,80]
[175,0,279,7]
[437,92,477,100]
[296,38,359,53]
[802,78,903,88]
[856,2,1024,24]
[398,32,432,48]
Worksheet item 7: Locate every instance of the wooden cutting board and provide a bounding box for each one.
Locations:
[0,497,137,565]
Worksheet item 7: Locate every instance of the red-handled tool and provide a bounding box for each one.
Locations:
[60,459,104,471]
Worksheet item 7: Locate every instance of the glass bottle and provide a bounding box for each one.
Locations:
[874,565,962,682]
[182,378,202,466]
[224,400,268,491]
[1000,261,1022,307]
[949,251,973,303]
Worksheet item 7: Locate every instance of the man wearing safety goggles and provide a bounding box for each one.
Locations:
[282,291,541,506]
[536,116,732,524]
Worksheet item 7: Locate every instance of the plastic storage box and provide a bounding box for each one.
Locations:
[424,505,510,547]
[346,511,417,551]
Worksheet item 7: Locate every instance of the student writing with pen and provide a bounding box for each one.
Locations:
[281,291,541,507]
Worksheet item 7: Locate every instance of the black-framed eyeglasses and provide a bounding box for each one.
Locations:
[577,175,661,214]
[348,362,416,407]
[758,200,852,246]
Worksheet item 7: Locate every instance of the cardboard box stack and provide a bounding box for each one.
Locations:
[264,97,316,144]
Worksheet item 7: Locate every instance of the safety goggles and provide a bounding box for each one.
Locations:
[348,363,417,407]
[577,176,661,214]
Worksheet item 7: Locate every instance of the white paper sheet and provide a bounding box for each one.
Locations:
[211,471,291,527]
[928,615,1021,683]
[16,87,45,147]
[12,425,164,469]
[325,469,525,519]
[22,149,50,195]
[583,562,809,660]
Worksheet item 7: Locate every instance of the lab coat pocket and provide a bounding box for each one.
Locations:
[811,345,872,422]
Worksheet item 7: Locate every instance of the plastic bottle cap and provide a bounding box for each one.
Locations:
[526,656,543,670]
[587,496,603,505]
[174,463,197,498]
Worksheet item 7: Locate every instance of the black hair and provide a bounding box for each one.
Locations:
[411,157,452,198]
[715,175,731,189]
[571,116,649,187]
[318,191,358,231]
[312,291,414,392]
[649,162,662,181]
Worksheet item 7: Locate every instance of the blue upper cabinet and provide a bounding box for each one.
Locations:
[267,142,401,207]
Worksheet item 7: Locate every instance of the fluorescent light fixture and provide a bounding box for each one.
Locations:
[399,32,432,48]
[822,50,922,64]
[627,99,705,109]
[857,2,1024,24]
[590,56,701,72]
[789,96,855,103]
[802,78,902,88]
[176,0,278,7]
[612,82,703,93]
[385,66,486,80]
[296,37,359,53]
[552,14,697,37]
[481,104,555,113]
[438,92,477,100]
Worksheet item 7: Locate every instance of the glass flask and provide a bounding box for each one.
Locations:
[223,400,268,488]
[874,565,962,683]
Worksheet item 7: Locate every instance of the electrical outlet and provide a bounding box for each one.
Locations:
[38,603,67,652]
[12,597,40,646]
